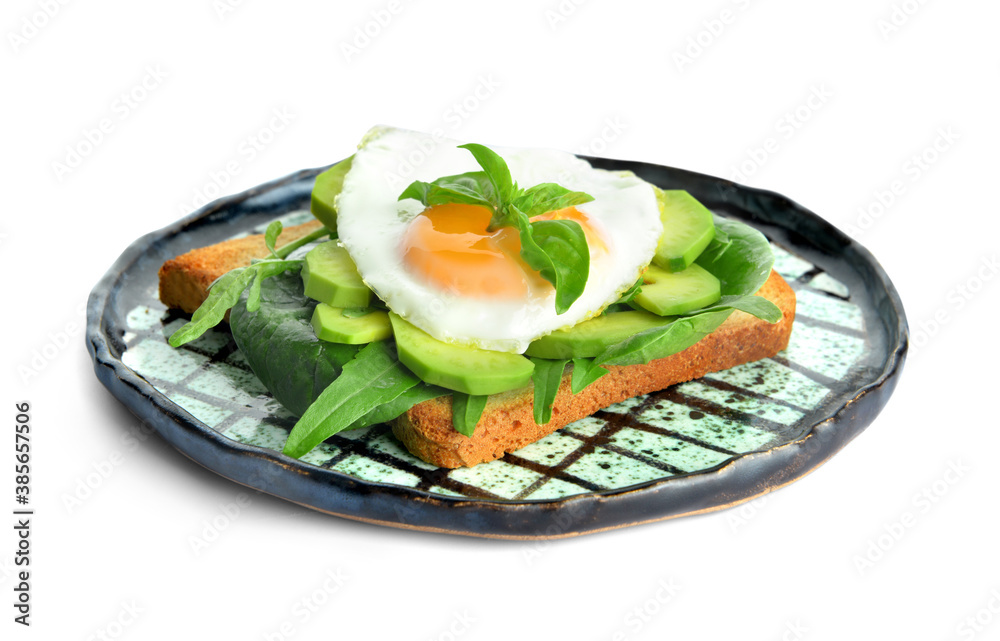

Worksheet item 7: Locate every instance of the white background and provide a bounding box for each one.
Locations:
[4,1,1000,639]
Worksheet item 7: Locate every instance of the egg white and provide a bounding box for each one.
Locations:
[335,125,663,353]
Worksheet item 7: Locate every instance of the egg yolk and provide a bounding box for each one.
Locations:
[402,202,605,298]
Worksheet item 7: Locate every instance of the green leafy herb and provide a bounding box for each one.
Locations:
[273,225,334,259]
[282,341,421,458]
[617,278,643,305]
[346,383,450,431]
[571,357,609,393]
[530,358,569,425]
[398,143,594,314]
[229,271,363,416]
[168,221,333,348]
[168,259,302,347]
[451,392,488,437]
[264,221,282,258]
[246,260,303,313]
[592,309,734,368]
[168,268,257,347]
[590,215,783,368]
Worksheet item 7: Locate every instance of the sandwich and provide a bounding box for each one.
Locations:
[160,126,795,468]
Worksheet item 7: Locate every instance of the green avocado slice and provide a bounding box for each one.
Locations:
[389,313,535,396]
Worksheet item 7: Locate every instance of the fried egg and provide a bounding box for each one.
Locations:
[335,126,662,353]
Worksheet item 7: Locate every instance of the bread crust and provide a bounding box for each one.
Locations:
[157,223,795,469]
[391,270,795,467]
[158,219,324,314]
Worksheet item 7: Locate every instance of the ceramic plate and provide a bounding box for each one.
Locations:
[87,157,907,539]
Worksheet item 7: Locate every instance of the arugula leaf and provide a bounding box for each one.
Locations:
[274,225,334,259]
[168,268,257,347]
[282,341,421,458]
[451,392,488,437]
[264,221,282,259]
[168,221,333,348]
[168,259,303,347]
[397,143,595,313]
[684,294,781,323]
[246,260,303,313]
[530,358,569,425]
[593,309,733,368]
[571,357,609,393]
[346,383,450,431]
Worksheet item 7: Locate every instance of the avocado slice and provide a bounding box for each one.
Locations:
[524,310,671,359]
[310,156,353,231]
[311,305,392,344]
[301,241,372,308]
[634,263,721,316]
[653,188,716,272]
[389,313,534,396]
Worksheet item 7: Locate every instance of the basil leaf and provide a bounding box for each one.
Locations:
[168,268,256,347]
[571,357,609,394]
[457,143,515,203]
[398,171,497,210]
[525,218,590,314]
[451,392,488,437]
[264,220,283,258]
[282,341,421,458]
[530,358,569,425]
[513,182,594,218]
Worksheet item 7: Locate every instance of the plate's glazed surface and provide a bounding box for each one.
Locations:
[87,158,907,539]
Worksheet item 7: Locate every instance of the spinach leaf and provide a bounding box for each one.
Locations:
[697,215,774,297]
[451,392,488,437]
[245,260,303,313]
[282,341,421,458]
[530,358,569,425]
[230,272,363,416]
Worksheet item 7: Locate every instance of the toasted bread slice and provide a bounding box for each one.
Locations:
[391,270,795,467]
[158,225,794,468]
[158,219,324,314]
